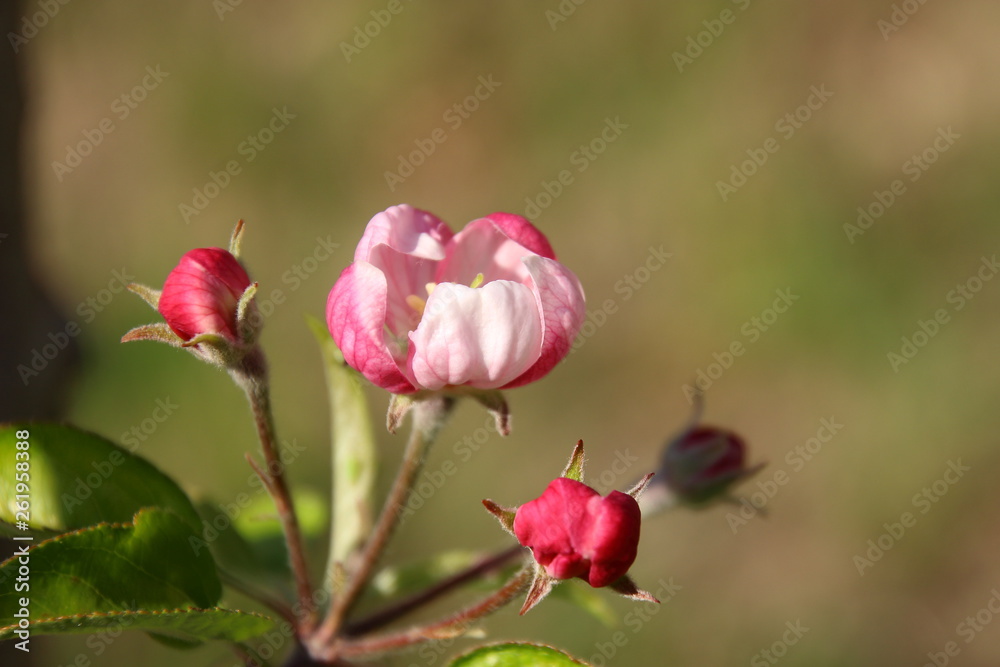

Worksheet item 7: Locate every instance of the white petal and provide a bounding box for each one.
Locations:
[408,281,543,390]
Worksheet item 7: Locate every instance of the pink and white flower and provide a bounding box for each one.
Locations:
[326,205,585,394]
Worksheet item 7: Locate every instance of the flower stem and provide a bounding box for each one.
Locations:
[333,565,532,660]
[310,396,453,652]
[344,544,525,637]
[234,347,316,633]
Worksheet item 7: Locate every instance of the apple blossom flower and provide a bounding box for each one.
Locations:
[326,205,586,395]
[159,247,253,343]
[513,477,641,588]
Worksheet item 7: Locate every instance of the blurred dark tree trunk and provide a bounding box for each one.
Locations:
[1,2,78,666]
[0,4,78,421]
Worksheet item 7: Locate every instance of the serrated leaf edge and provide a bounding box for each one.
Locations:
[0,508,178,568]
[0,607,274,637]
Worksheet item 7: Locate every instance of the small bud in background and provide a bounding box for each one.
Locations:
[659,426,758,504]
[639,394,763,514]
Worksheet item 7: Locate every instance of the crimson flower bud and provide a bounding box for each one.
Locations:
[483,440,657,614]
[659,426,755,505]
[513,477,641,588]
[159,247,252,343]
[122,222,261,369]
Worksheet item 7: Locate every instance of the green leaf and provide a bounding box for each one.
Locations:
[0,607,275,643]
[306,316,376,571]
[194,499,271,579]
[204,488,327,577]
[0,423,202,533]
[233,487,327,541]
[449,642,594,666]
[0,508,222,626]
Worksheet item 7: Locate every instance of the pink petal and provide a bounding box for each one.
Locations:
[436,218,539,286]
[407,281,543,390]
[581,491,641,587]
[545,553,590,581]
[485,212,557,259]
[502,255,586,389]
[366,243,438,339]
[516,480,587,549]
[355,204,453,263]
[326,262,415,394]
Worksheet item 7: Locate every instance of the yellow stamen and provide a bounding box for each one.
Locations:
[405,294,426,315]
[469,273,485,289]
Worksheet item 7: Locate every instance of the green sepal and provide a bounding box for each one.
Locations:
[465,389,510,436]
[482,500,517,535]
[625,472,655,500]
[607,574,658,604]
[229,219,246,258]
[235,282,260,345]
[182,331,229,348]
[121,322,183,347]
[126,282,162,310]
[386,394,417,434]
[519,566,555,615]
[560,440,586,483]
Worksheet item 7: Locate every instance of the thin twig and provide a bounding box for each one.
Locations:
[235,347,316,633]
[344,544,525,636]
[334,566,532,660]
[311,396,451,649]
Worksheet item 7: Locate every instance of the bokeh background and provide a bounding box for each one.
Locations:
[4,0,1000,665]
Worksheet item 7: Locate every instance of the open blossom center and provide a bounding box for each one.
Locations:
[326,205,586,393]
[404,283,436,317]
[403,273,485,320]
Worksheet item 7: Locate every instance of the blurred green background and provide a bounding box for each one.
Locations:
[7,0,1000,664]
